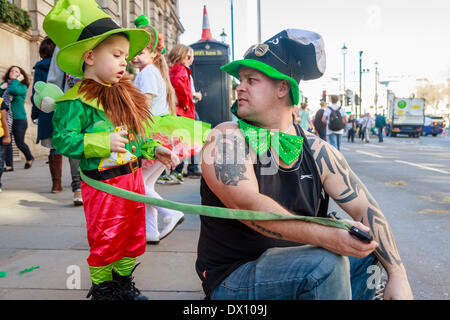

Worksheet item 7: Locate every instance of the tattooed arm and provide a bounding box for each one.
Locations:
[305,131,413,299]
[201,123,376,257]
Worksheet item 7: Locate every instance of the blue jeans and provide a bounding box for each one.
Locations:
[377,126,384,142]
[327,133,342,150]
[211,246,381,300]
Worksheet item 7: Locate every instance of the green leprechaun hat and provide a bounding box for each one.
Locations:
[43,0,150,78]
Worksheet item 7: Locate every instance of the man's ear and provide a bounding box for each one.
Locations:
[83,50,95,66]
[277,80,291,100]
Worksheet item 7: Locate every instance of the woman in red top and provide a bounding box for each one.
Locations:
[168,45,195,119]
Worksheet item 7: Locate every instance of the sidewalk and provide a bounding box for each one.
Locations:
[0,158,204,300]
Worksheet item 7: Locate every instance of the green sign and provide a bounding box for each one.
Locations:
[397,100,407,109]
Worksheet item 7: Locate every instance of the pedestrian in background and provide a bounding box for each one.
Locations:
[299,102,313,132]
[46,46,83,206]
[322,95,347,150]
[30,37,64,194]
[362,112,374,143]
[346,114,356,143]
[357,115,365,140]
[185,46,202,178]
[375,113,386,143]
[314,100,327,141]
[0,98,11,192]
[0,66,34,171]
[167,44,196,182]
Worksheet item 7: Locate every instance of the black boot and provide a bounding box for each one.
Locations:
[86,280,125,300]
[112,263,148,300]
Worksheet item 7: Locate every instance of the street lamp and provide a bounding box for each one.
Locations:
[341,44,347,91]
[359,51,370,117]
[220,28,227,43]
[257,0,262,43]
[374,61,379,113]
[230,0,235,61]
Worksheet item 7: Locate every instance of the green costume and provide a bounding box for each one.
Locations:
[52,82,161,169]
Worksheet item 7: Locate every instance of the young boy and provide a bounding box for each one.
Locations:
[43,0,179,300]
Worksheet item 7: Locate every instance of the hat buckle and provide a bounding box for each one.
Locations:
[254,44,269,57]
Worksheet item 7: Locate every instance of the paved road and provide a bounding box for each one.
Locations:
[336,133,450,300]
[0,133,448,300]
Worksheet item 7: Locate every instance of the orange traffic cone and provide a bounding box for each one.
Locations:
[200,5,215,41]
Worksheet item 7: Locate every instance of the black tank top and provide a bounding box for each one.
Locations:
[196,124,329,297]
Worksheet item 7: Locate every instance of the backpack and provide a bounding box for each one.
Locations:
[328,106,345,131]
[314,108,325,131]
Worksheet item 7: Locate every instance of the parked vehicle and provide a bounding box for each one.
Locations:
[422,116,445,136]
[387,94,425,138]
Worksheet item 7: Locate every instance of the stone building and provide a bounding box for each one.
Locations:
[0,0,184,159]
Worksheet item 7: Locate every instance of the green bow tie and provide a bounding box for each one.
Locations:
[238,119,303,165]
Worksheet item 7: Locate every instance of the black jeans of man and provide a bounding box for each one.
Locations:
[5,119,34,167]
[347,128,355,143]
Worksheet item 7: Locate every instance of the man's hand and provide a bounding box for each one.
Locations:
[318,220,379,258]
[110,130,129,153]
[383,271,414,300]
[155,146,180,170]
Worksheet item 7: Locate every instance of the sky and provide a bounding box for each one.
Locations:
[178,0,450,108]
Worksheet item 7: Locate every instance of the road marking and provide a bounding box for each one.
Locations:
[394,160,450,175]
[356,150,383,158]
[365,144,384,149]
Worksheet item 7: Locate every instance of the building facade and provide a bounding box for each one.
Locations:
[0,0,184,158]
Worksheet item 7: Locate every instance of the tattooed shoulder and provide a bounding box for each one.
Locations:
[212,126,250,186]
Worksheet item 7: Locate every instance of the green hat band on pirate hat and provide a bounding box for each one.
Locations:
[221,59,300,106]
[43,0,151,78]
[221,29,326,107]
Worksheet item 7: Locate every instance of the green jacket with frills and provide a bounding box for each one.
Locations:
[52,81,160,172]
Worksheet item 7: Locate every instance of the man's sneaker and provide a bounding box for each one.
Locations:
[157,174,179,185]
[170,172,184,184]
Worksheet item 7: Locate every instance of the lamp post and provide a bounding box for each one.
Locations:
[220,28,227,43]
[359,51,363,118]
[358,51,369,117]
[341,44,347,92]
[257,0,262,43]
[230,0,235,61]
[374,61,379,114]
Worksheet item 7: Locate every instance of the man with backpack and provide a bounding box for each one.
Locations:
[322,95,347,150]
[314,100,327,141]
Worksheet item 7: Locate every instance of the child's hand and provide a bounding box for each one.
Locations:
[0,83,8,90]
[155,146,180,170]
[17,74,24,82]
[110,130,129,153]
